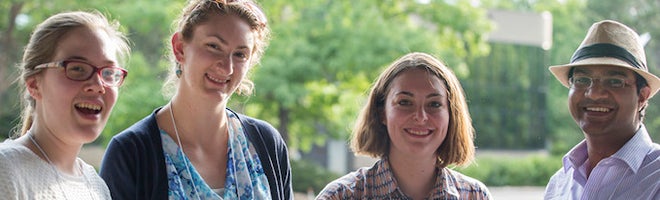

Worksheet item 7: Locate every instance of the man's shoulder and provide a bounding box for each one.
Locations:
[643,143,660,169]
[651,142,660,152]
[543,167,574,199]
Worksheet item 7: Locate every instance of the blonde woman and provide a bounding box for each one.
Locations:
[0,11,130,199]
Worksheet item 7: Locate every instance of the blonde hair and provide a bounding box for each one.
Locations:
[14,11,130,137]
[163,0,271,97]
[350,52,475,168]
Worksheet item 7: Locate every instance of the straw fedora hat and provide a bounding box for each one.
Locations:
[548,20,660,98]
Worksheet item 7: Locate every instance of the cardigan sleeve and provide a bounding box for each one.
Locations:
[100,135,137,200]
[100,109,168,200]
[239,114,293,200]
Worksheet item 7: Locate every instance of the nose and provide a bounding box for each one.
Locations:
[413,106,428,123]
[84,73,106,94]
[584,81,608,100]
[217,53,233,75]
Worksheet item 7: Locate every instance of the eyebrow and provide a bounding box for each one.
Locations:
[66,56,115,66]
[209,34,251,51]
[67,56,88,61]
[396,91,444,99]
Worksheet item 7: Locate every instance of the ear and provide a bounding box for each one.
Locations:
[171,32,185,63]
[638,86,651,111]
[26,76,42,100]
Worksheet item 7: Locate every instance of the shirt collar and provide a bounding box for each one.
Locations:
[437,168,461,197]
[610,125,654,173]
[562,125,654,173]
[563,140,588,172]
[375,157,404,197]
[378,157,461,198]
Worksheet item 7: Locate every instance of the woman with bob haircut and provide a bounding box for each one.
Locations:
[317,52,491,199]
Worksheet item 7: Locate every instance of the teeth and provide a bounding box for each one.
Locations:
[407,129,430,135]
[76,103,101,111]
[586,107,609,112]
[207,74,228,83]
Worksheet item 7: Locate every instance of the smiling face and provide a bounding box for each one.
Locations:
[383,68,449,159]
[568,65,650,138]
[27,27,120,143]
[173,13,254,103]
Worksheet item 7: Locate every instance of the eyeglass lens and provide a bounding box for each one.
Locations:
[64,61,125,86]
[571,76,626,89]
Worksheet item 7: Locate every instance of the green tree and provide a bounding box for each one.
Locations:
[238,0,491,152]
[0,0,179,140]
[97,1,182,144]
[1,0,103,137]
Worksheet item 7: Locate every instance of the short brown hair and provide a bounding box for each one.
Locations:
[350,52,475,168]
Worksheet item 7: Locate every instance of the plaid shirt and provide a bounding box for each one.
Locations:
[316,157,492,200]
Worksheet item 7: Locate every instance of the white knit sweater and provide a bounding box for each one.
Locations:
[0,140,111,200]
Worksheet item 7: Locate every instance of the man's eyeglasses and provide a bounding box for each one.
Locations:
[569,76,630,90]
[35,60,128,87]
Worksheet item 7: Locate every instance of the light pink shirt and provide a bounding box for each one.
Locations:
[544,125,660,200]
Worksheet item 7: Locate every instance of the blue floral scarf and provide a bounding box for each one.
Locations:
[161,112,271,199]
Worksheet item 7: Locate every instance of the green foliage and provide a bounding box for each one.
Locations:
[1,0,108,138]
[249,0,491,152]
[466,45,544,149]
[457,154,562,186]
[291,159,341,194]
[2,0,659,153]
[100,53,169,144]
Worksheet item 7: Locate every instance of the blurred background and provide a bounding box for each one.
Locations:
[2,0,660,199]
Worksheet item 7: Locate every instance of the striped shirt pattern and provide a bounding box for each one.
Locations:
[316,157,492,200]
[544,125,660,200]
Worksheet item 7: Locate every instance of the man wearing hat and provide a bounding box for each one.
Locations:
[544,20,660,199]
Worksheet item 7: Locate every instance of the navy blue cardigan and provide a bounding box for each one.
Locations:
[99,108,292,200]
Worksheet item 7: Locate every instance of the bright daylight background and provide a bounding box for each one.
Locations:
[2,0,660,199]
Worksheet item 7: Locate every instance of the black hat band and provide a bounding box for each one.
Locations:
[570,43,644,70]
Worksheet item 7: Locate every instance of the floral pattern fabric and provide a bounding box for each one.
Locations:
[161,112,271,200]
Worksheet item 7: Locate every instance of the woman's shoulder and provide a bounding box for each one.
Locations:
[110,108,162,143]
[316,163,383,199]
[0,142,46,183]
[0,141,34,161]
[0,143,29,196]
[78,158,111,195]
[315,172,362,200]
[231,110,282,141]
[442,167,491,194]
[235,112,277,131]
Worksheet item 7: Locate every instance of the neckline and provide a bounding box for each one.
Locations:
[26,131,96,200]
[169,101,203,200]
